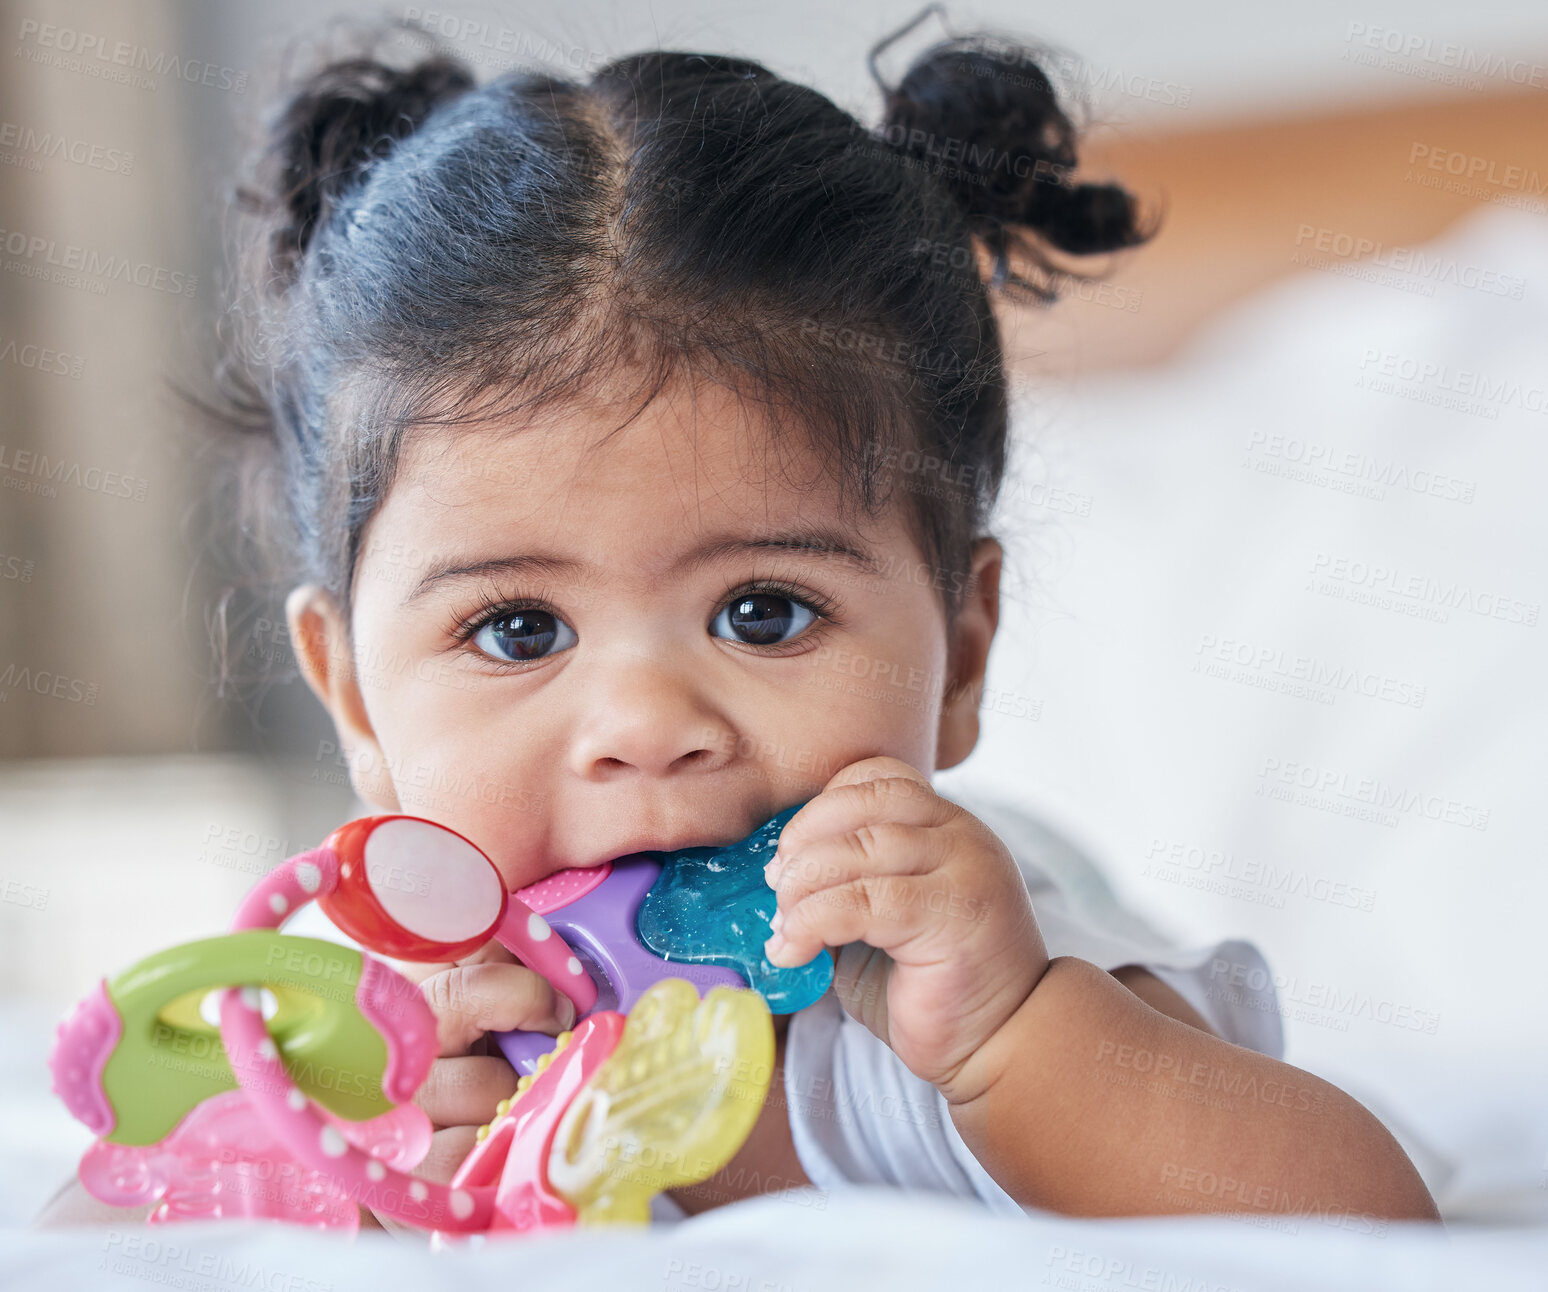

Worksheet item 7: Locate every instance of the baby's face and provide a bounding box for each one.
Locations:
[310,376,996,891]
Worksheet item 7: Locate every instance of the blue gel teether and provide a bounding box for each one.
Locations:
[635,804,833,1013]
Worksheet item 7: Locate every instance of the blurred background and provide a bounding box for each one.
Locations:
[2,0,1545,1228]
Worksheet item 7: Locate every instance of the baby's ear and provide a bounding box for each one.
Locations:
[284,584,400,811]
[935,538,1003,772]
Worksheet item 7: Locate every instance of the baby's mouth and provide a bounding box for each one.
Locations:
[513,825,760,906]
[513,810,792,909]
[510,853,654,913]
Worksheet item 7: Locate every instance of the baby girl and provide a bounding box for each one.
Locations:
[37,13,1436,1233]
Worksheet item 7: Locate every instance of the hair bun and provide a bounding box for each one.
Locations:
[874,32,1155,298]
[238,48,474,290]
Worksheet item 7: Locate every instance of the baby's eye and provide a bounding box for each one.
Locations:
[471,608,577,663]
[710,592,819,647]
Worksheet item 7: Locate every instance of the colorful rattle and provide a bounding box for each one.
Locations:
[49,808,825,1234]
[493,803,832,1073]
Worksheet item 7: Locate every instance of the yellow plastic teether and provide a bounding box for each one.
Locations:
[545,979,774,1223]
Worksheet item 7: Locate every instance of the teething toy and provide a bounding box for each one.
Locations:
[637,804,832,1011]
[49,806,805,1236]
[58,931,419,1147]
[492,804,833,1074]
[290,815,596,1015]
[442,978,771,1239]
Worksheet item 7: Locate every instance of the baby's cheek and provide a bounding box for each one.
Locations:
[766,671,940,783]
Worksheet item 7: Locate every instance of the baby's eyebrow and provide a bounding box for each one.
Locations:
[400,528,882,605]
[677,529,883,578]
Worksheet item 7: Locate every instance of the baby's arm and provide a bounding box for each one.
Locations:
[765,757,1439,1222]
[1110,964,1215,1033]
[945,956,1438,1220]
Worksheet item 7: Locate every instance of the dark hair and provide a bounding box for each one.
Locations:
[200,11,1154,697]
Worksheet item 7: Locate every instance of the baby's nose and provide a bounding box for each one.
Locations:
[564,657,735,780]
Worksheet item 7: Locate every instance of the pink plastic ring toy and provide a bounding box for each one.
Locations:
[211,982,497,1231]
[231,815,596,1019]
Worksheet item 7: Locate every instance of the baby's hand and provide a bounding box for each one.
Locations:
[764,757,1048,1103]
[367,943,575,1236]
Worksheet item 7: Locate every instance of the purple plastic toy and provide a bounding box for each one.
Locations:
[493,856,742,1075]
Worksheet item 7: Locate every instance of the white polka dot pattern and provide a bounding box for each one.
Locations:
[212,952,496,1231]
[230,847,339,934]
[491,893,597,1019]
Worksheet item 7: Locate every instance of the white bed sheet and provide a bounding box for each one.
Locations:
[7,1173,1546,1292]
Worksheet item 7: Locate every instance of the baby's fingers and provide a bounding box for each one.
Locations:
[766,873,945,968]
[772,759,946,869]
[413,1054,519,1128]
[420,961,575,1057]
[767,823,940,909]
[415,1125,481,1184]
